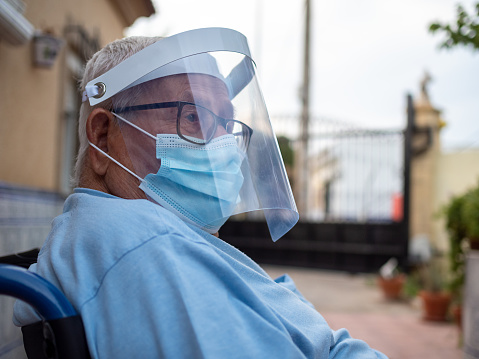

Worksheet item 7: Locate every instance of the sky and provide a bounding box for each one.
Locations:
[127,0,479,150]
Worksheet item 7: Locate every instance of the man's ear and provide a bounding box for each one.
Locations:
[86,108,116,176]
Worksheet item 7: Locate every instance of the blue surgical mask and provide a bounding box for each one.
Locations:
[89,113,245,234]
[139,134,245,233]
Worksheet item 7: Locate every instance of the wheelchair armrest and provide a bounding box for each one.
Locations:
[0,264,76,320]
[0,264,91,359]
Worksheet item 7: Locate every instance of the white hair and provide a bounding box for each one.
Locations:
[73,36,162,187]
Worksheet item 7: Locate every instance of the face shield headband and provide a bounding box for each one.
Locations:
[84,28,298,241]
[83,28,253,104]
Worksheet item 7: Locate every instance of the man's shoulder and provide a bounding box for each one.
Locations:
[62,190,205,251]
[36,190,210,306]
[67,189,164,220]
[65,189,186,240]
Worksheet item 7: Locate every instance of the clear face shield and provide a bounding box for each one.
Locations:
[84,28,298,241]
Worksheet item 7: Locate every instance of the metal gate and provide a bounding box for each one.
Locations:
[220,95,414,273]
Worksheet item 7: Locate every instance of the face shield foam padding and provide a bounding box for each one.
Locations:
[85,28,298,241]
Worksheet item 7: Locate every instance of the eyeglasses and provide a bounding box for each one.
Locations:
[114,101,253,150]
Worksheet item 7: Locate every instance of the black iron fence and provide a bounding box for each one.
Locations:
[221,221,406,273]
[221,95,414,273]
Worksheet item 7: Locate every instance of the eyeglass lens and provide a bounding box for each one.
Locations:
[178,104,216,143]
[178,104,249,149]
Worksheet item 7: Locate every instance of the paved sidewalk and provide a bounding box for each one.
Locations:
[264,265,463,359]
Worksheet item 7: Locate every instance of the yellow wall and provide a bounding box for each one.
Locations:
[433,149,479,251]
[0,0,127,191]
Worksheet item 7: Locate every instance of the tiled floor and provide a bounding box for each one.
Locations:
[263,265,463,359]
[324,312,461,359]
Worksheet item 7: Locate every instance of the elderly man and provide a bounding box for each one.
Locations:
[14,28,387,358]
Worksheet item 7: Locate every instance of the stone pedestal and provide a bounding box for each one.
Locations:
[410,73,444,250]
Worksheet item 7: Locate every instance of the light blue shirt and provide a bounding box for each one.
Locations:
[14,188,387,359]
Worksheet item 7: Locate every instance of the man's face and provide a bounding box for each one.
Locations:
[118,73,233,178]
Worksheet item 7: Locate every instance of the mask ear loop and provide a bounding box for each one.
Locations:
[88,141,145,183]
[111,112,157,141]
[87,112,157,183]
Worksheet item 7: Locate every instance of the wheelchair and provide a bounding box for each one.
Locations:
[0,249,91,359]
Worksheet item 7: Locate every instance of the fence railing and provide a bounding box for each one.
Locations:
[223,96,414,273]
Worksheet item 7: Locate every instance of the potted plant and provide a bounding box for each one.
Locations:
[459,183,479,347]
[440,182,479,328]
[377,258,406,300]
[442,194,467,328]
[418,255,451,321]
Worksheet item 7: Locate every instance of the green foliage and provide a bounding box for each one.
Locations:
[405,256,448,297]
[429,3,479,52]
[421,255,448,293]
[277,136,294,167]
[439,179,479,302]
[443,194,466,301]
[403,271,421,299]
[462,185,479,240]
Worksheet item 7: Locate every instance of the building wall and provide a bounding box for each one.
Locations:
[432,149,479,251]
[0,0,126,191]
[0,2,154,357]
[410,99,479,253]
[0,182,64,359]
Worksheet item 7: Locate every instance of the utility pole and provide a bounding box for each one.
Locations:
[254,0,263,72]
[295,0,312,217]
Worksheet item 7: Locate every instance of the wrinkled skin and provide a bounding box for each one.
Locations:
[81,74,232,237]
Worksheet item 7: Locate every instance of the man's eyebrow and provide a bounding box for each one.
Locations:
[179,91,195,103]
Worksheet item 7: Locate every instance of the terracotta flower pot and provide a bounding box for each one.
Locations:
[419,291,451,321]
[377,274,406,300]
